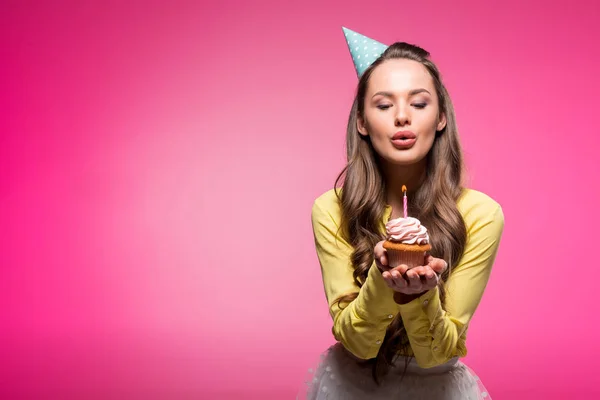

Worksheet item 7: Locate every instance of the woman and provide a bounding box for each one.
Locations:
[299,28,504,399]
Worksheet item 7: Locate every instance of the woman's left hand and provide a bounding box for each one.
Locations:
[381,255,449,295]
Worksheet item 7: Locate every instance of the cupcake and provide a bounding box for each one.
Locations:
[382,216,431,269]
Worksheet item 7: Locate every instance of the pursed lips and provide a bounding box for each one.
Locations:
[392,131,417,140]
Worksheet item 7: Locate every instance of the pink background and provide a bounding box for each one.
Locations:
[1,0,599,398]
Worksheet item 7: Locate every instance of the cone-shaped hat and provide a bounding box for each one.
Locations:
[342,26,388,78]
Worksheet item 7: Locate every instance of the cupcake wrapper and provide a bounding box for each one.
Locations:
[386,249,427,269]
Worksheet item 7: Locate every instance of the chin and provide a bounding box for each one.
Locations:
[388,158,422,166]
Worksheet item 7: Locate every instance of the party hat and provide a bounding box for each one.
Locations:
[342,26,388,78]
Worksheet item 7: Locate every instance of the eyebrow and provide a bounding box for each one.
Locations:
[372,89,431,99]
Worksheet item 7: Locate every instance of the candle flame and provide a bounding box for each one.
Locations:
[402,185,407,194]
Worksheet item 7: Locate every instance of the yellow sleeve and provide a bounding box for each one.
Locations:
[397,203,505,368]
[311,200,401,360]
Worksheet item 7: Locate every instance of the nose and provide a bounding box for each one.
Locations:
[395,104,410,127]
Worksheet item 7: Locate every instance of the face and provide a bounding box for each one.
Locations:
[357,58,446,166]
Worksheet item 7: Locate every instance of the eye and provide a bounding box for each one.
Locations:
[377,104,392,110]
[413,103,427,109]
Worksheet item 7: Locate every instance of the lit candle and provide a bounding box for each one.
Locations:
[402,185,407,218]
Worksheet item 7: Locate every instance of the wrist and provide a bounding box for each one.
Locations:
[393,290,428,305]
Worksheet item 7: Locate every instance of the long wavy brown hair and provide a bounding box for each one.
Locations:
[332,42,468,384]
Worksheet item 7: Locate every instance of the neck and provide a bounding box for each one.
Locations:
[381,158,427,218]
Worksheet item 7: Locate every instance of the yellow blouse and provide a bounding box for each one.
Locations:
[310,188,504,368]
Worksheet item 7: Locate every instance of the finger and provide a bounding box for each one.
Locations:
[424,272,439,289]
[429,257,448,274]
[374,241,390,271]
[381,271,395,288]
[405,269,422,291]
[422,265,436,277]
[382,270,393,282]
[380,251,388,268]
[408,266,424,281]
[411,266,429,276]
[440,259,448,274]
[393,264,410,277]
[390,270,408,290]
[412,266,434,282]
[423,266,435,279]
[374,241,385,259]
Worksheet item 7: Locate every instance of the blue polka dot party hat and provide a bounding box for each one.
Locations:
[342,26,389,78]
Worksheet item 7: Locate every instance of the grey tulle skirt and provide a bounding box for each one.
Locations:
[297,342,491,399]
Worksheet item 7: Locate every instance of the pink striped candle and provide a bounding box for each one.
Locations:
[402,185,407,218]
